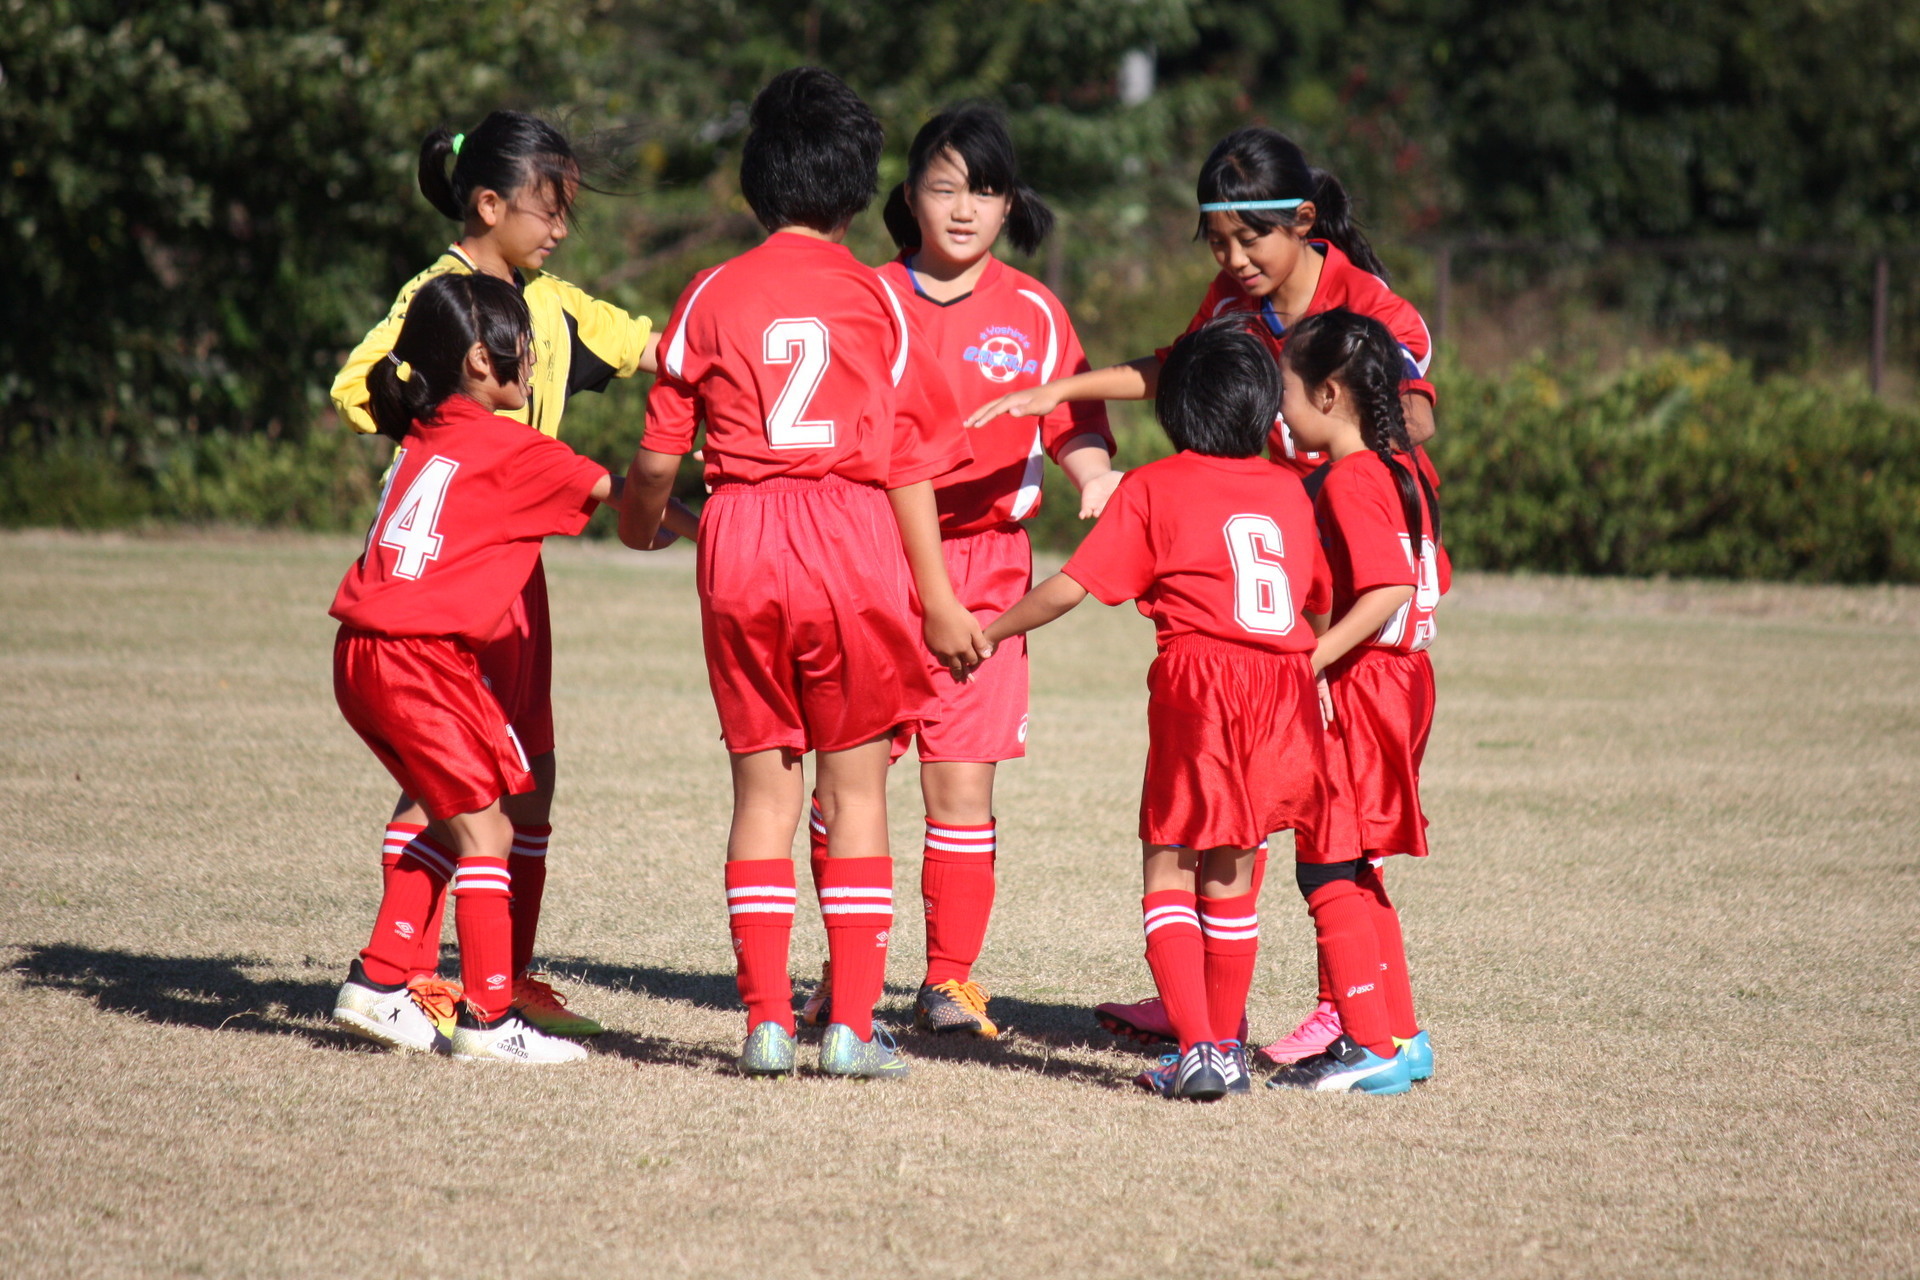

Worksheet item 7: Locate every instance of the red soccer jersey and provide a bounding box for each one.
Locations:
[1064,451,1330,653]
[1314,449,1451,658]
[875,255,1113,535]
[642,233,969,489]
[1158,241,1436,475]
[330,396,606,645]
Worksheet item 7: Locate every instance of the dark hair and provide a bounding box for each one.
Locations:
[1155,318,1282,459]
[1283,308,1440,546]
[365,273,533,441]
[418,110,581,224]
[739,68,882,234]
[882,104,1054,255]
[1195,127,1388,280]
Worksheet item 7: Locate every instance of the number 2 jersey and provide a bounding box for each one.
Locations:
[641,232,968,489]
[330,396,608,645]
[874,255,1113,535]
[1315,449,1450,662]
[1063,451,1330,653]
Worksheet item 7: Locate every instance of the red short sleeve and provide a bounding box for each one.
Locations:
[885,311,971,489]
[507,433,607,540]
[1306,538,1333,616]
[643,375,700,457]
[1062,473,1156,605]
[1322,463,1417,596]
[1042,314,1114,460]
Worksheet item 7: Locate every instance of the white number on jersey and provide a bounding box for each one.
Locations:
[762,318,834,450]
[1223,513,1296,635]
[1375,534,1441,649]
[377,455,460,580]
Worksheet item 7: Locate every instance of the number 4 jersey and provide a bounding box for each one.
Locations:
[1314,449,1450,663]
[1063,451,1330,653]
[641,232,969,489]
[330,396,608,644]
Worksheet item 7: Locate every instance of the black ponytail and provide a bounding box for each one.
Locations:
[1195,127,1388,281]
[886,103,1055,255]
[1284,309,1440,549]
[366,273,533,442]
[417,110,582,224]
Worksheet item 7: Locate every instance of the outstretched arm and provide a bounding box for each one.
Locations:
[984,572,1089,647]
[1057,434,1123,519]
[617,446,681,550]
[964,357,1162,428]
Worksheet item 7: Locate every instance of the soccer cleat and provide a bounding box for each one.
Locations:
[817,1022,910,1079]
[738,1022,797,1077]
[1266,1034,1411,1095]
[450,1007,588,1064]
[1133,1042,1231,1101]
[1095,995,1247,1046]
[1257,1000,1343,1067]
[1217,1039,1253,1095]
[512,973,604,1037]
[1396,1029,1434,1082]
[914,980,999,1038]
[405,974,464,1041]
[798,961,832,1030]
[333,959,449,1054]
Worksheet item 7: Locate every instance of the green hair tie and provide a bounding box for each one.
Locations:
[451,133,465,157]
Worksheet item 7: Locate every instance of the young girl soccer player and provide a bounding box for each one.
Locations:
[330,272,622,1064]
[794,105,1120,1040]
[331,111,695,1041]
[1264,308,1447,1094]
[971,126,1439,1053]
[618,68,985,1080]
[982,319,1332,1100]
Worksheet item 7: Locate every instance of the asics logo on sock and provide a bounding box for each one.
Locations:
[1345,983,1375,997]
[394,921,416,939]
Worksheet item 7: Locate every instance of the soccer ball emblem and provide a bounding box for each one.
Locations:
[977,335,1025,383]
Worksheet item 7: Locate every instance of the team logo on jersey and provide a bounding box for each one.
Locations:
[963,325,1038,383]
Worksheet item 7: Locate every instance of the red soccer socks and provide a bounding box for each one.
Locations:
[451,855,514,1020]
[818,856,893,1040]
[726,859,798,1033]
[1142,890,1211,1052]
[508,823,550,978]
[1304,878,1395,1057]
[361,823,453,986]
[921,818,996,986]
[1198,890,1259,1044]
[1357,860,1419,1039]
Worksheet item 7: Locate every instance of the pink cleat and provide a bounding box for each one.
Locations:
[1095,996,1247,1046]
[1257,1000,1343,1066]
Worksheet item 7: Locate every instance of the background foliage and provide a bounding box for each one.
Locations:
[3,0,1918,576]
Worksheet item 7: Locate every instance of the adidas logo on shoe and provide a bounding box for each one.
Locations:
[497,1034,528,1060]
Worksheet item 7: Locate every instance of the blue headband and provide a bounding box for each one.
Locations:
[1198,199,1304,212]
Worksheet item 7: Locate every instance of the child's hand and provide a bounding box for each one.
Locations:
[1077,469,1123,519]
[1316,674,1335,729]
[964,384,1062,428]
[925,601,992,681]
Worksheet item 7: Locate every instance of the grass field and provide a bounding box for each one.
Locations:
[3,532,1918,1279]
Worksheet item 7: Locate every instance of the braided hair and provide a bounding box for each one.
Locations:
[1283,308,1440,550]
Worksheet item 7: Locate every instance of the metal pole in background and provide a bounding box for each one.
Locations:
[1871,255,1889,397]
[1433,242,1452,352]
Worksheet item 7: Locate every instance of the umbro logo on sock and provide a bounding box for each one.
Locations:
[394,921,416,939]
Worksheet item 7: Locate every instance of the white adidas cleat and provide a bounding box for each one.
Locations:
[450,1008,588,1065]
[333,959,448,1054]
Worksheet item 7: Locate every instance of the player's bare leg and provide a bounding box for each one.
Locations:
[916,760,1000,1037]
[812,737,908,1078]
[725,748,806,1074]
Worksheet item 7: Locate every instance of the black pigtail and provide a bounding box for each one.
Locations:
[883,182,920,250]
[1307,168,1389,281]
[417,128,464,220]
[1004,182,1055,255]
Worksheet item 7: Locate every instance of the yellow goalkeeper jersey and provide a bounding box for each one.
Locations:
[330,245,652,439]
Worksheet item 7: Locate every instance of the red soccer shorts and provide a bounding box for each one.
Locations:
[334,629,534,819]
[1327,647,1435,858]
[476,556,555,758]
[698,477,939,755]
[914,524,1032,763]
[1139,635,1327,851]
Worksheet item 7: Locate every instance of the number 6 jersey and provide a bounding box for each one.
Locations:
[330,396,608,644]
[1063,451,1330,653]
[641,232,968,490]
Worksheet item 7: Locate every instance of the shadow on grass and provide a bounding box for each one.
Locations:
[9,943,364,1051]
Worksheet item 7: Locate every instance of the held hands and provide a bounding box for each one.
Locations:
[1077,469,1123,519]
[963,383,1064,429]
[925,600,994,682]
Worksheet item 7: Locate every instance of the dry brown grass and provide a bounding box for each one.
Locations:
[3,531,1917,1279]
